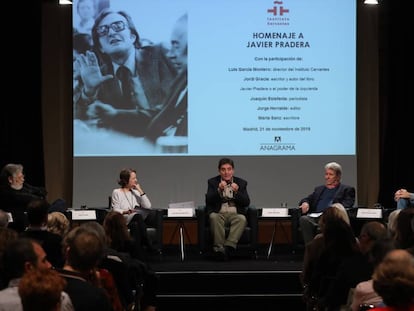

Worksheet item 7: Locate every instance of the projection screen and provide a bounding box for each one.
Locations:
[72,0,357,210]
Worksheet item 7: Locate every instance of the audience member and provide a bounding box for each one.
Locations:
[0,227,18,289]
[0,163,67,232]
[371,249,414,310]
[144,13,188,150]
[76,221,124,311]
[321,221,388,309]
[74,9,176,136]
[304,213,359,311]
[0,209,9,228]
[298,161,356,244]
[57,226,111,311]
[394,188,414,209]
[111,168,157,253]
[394,206,414,254]
[18,268,67,311]
[205,157,250,261]
[19,199,64,268]
[0,238,73,310]
[387,208,401,240]
[301,203,352,285]
[103,210,146,261]
[47,212,71,238]
[350,238,396,311]
[81,221,158,311]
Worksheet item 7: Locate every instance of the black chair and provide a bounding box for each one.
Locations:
[108,196,164,254]
[197,205,258,259]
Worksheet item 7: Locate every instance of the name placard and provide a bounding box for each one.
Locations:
[168,201,195,209]
[356,208,382,219]
[262,208,290,218]
[71,210,97,220]
[167,208,195,218]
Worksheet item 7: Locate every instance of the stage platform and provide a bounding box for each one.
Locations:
[147,245,306,311]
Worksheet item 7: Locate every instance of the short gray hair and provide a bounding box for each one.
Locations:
[325,162,342,179]
[0,163,23,186]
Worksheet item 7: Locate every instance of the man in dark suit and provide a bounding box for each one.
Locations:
[74,9,176,136]
[205,158,251,260]
[144,13,188,152]
[298,161,355,244]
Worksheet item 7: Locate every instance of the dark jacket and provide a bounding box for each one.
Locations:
[299,183,355,213]
[205,175,250,215]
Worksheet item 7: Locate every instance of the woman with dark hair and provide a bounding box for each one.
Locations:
[111,168,157,255]
[102,212,158,311]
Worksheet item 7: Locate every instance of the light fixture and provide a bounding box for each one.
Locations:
[59,0,72,4]
[364,0,378,4]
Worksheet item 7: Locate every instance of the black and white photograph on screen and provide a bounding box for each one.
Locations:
[72,0,188,155]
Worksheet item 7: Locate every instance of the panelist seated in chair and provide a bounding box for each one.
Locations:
[298,161,355,244]
[111,168,158,252]
[205,157,250,260]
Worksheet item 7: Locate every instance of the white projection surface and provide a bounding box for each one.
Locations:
[72,0,357,209]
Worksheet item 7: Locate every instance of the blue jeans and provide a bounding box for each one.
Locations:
[397,198,413,209]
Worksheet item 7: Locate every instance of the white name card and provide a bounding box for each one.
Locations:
[356,208,382,219]
[71,210,97,220]
[167,208,195,217]
[262,208,290,217]
[168,201,195,209]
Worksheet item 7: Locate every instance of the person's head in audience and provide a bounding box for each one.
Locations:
[62,226,104,276]
[0,227,19,286]
[80,221,108,248]
[318,203,351,237]
[102,211,131,251]
[0,209,9,228]
[0,227,18,256]
[372,249,414,308]
[394,207,414,250]
[322,214,358,254]
[358,221,388,254]
[26,199,50,228]
[2,238,52,285]
[0,163,24,190]
[387,208,401,239]
[367,237,396,268]
[18,268,66,311]
[167,13,187,74]
[47,212,71,237]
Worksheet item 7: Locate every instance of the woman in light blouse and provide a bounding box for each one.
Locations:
[111,168,157,252]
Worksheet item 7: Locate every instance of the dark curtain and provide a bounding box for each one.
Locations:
[377,0,414,209]
[0,1,44,186]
